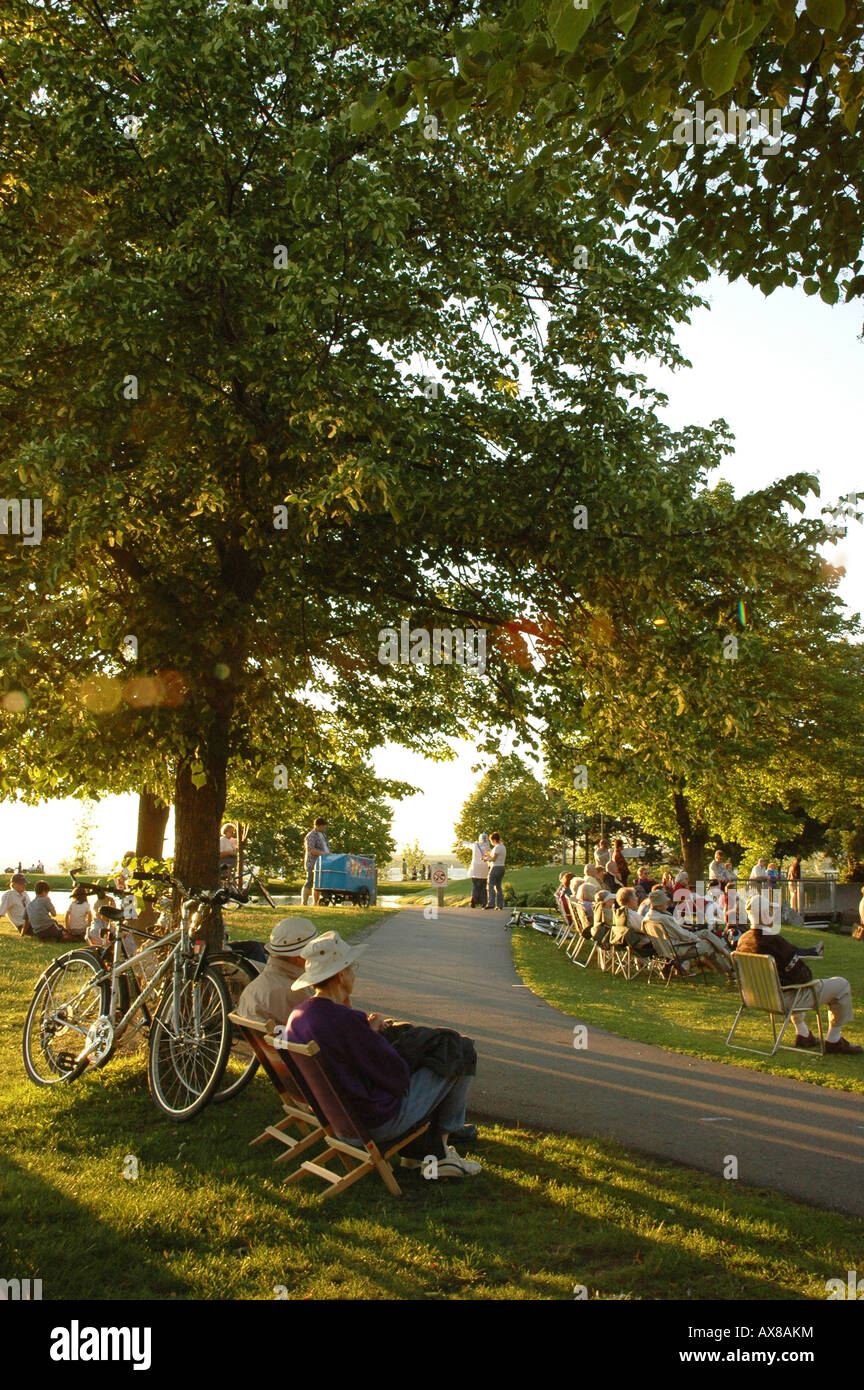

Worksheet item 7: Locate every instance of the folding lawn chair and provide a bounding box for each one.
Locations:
[270,1036,431,1200]
[726,952,825,1058]
[567,901,597,967]
[229,1013,327,1166]
[641,918,709,986]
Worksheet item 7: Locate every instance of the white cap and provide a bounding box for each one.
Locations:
[266,918,318,956]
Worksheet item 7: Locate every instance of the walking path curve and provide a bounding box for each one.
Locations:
[352,907,864,1216]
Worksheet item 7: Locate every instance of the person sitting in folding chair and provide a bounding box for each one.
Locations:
[284,932,481,1177]
[644,888,732,976]
[236,919,316,1023]
[736,892,861,1055]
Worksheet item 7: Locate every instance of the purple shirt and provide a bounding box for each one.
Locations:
[285,996,409,1129]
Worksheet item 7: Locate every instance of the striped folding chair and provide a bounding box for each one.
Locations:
[727,952,825,1057]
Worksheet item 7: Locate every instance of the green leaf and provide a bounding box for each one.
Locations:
[701,40,743,95]
[548,0,601,54]
[610,0,641,34]
[805,0,846,31]
[819,281,840,304]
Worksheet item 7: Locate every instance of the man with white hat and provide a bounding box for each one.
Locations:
[736,892,861,1055]
[235,919,316,1024]
[284,932,481,1177]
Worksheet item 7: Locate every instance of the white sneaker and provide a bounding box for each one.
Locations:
[440,1145,482,1176]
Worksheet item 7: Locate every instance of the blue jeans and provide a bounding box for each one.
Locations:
[367,1067,472,1145]
[487,865,505,908]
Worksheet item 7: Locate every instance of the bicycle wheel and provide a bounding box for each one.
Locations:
[22,950,109,1086]
[208,952,260,1102]
[147,965,232,1121]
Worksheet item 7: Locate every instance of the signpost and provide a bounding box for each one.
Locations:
[431,862,447,909]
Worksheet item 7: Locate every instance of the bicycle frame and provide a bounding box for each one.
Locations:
[64,921,205,1064]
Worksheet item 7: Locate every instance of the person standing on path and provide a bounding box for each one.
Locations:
[484,832,506,910]
[302,816,331,906]
[611,839,629,885]
[466,833,491,909]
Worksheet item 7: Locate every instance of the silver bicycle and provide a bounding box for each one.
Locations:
[22,874,247,1120]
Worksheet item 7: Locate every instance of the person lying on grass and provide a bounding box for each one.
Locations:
[737,892,861,1056]
[284,931,481,1177]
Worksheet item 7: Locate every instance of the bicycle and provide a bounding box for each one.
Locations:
[22,872,250,1120]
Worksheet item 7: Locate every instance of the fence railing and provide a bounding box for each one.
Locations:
[697,877,854,922]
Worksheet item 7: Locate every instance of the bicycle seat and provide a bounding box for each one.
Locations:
[97,905,123,921]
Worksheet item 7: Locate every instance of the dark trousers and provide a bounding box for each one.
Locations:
[470,877,487,908]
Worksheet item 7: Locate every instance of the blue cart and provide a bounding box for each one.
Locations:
[314,852,377,907]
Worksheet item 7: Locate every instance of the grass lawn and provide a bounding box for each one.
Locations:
[511,922,864,1096]
[2,913,863,1299]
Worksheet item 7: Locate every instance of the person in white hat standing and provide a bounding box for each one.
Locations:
[235,919,317,1025]
[737,892,861,1054]
[285,932,481,1177]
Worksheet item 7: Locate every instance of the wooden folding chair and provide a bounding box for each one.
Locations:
[726,952,825,1058]
[271,1036,430,1200]
[228,1014,327,1168]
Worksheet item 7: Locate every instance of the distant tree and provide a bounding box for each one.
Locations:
[454,755,558,869]
[59,799,98,874]
[400,839,426,874]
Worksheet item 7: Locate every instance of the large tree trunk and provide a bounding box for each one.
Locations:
[173,749,228,949]
[136,790,170,861]
[673,787,710,886]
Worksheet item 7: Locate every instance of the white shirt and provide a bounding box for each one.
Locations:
[0,888,30,927]
[489,842,506,867]
[748,863,768,882]
[593,846,611,868]
[709,859,731,882]
[468,842,490,877]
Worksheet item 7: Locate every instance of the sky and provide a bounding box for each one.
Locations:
[2,275,862,868]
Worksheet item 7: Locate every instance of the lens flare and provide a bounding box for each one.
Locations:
[737,600,747,626]
[78,675,123,713]
[1,690,29,713]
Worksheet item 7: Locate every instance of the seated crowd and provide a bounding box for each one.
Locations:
[552,844,860,1055]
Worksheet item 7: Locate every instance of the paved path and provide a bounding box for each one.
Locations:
[352,908,864,1216]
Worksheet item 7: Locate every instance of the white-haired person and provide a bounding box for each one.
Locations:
[465,832,492,909]
[575,863,604,921]
[284,932,481,1176]
[736,892,861,1055]
[236,918,316,1024]
[644,887,733,975]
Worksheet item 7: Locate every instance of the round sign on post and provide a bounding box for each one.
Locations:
[431,863,447,909]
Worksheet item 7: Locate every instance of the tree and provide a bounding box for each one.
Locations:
[400,840,426,874]
[454,754,559,868]
[226,723,410,876]
[1,0,731,942]
[59,799,98,875]
[358,0,864,304]
[542,476,864,881]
